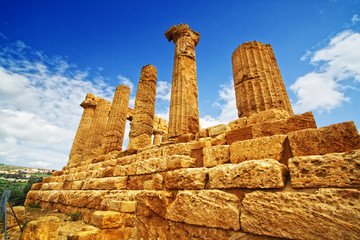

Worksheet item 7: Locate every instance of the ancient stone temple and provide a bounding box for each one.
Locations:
[25,24,360,240]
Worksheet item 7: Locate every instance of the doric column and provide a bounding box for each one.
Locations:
[81,97,111,160]
[128,65,157,149]
[165,23,200,138]
[101,85,130,154]
[68,93,97,167]
[153,129,164,145]
[232,41,293,117]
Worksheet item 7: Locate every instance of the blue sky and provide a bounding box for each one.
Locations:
[0,0,359,170]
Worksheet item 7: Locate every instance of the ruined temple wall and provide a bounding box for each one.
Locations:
[26,111,360,239]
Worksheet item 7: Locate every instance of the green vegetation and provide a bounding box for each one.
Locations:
[70,212,82,221]
[0,176,44,206]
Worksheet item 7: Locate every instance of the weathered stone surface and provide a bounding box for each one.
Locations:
[91,211,135,229]
[127,173,164,190]
[203,145,230,167]
[232,41,293,117]
[101,85,130,154]
[82,98,111,161]
[230,135,288,164]
[68,93,97,167]
[68,226,100,240]
[6,206,26,229]
[109,201,137,213]
[82,177,127,190]
[165,168,207,189]
[20,216,60,240]
[166,190,240,230]
[208,159,288,189]
[128,65,157,149]
[153,129,164,145]
[252,111,317,138]
[288,121,360,157]
[166,155,197,170]
[226,126,253,145]
[208,124,231,137]
[241,188,360,240]
[289,149,360,188]
[166,24,200,138]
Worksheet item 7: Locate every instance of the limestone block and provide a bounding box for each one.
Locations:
[109,201,137,213]
[230,135,288,164]
[31,183,42,190]
[208,159,288,189]
[20,216,60,240]
[82,177,127,190]
[246,109,291,126]
[6,206,26,229]
[197,128,209,138]
[289,149,360,188]
[165,168,207,189]
[91,211,135,229]
[226,126,253,145]
[100,227,135,240]
[127,133,152,149]
[252,112,317,138]
[166,190,240,230]
[127,173,164,190]
[211,133,227,146]
[241,188,360,239]
[136,157,168,175]
[113,163,137,177]
[161,142,193,156]
[203,145,230,167]
[166,155,197,170]
[68,227,100,240]
[208,124,231,137]
[288,121,360,157]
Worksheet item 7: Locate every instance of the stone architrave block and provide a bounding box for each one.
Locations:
[91,211,135,229]
[252,112,317,138]
[230,135,288,164]
[288,121,360,157]
[166,190,240,230]
[203,145,230,167]
[241,188,360,240]
[289,149,360,188]
[208,159,288,189]
[165,168,207,189]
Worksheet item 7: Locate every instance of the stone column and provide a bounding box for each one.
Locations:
[153,130,164,145]
[68,93,97,167]
[128,65,157,149]
[165,23,200,139]
[101,85,130,154]
[81,97,111,160]
[232,41,293,118]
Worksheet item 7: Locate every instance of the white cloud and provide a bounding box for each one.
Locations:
[290,30,360,113]
[200,79,237,128]
[352,14,360,25]
[0,40,115,170]
[117,74,134,91]
[156,81,171,101]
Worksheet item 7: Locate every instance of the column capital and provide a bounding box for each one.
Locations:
[165,24,200,46]
[80,93,97,109]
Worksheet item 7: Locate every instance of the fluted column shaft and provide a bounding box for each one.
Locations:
[232,41,293,117]
[153,130,164,145]
[101,85,130,154]
[165,24,200,138]
[68,93,97,167]
[81,98,111,160]
[128,65,157,149]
